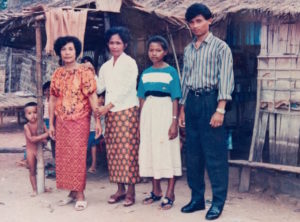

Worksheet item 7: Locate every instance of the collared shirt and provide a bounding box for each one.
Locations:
[97,52,139,112]
[50,64,97,120]
[180,33,234,104]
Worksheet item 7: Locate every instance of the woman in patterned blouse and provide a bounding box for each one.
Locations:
[49,36,101,211]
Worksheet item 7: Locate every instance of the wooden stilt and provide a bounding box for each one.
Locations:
[103,12,111,61]
[238,167,251,192]
[167,26,181,78]
[238,79,262,192]
[35,20,45,194]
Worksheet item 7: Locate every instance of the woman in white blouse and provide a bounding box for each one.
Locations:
[97,26,140,207]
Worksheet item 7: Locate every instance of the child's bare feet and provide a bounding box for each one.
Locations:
[16,159,28,168]
[45,187,52,193]
[31,191,38,197]
[87,167,97,174]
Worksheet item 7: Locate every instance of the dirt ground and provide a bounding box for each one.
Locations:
[0,117,300,222]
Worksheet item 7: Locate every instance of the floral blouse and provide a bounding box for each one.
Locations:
[50,64,96,120]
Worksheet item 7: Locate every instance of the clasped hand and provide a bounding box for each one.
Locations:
[96,105,109,118]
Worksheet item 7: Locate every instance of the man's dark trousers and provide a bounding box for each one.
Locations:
[185,90,228,208]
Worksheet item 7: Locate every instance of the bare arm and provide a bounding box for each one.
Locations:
[178,105,185,128]
[49,95,57,140]
[89,92,102,138]
[168,99,179,140]
[24,125,49,144]
[139,98,145,111]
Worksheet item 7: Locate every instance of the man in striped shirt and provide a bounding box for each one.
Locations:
[179,3,234,220]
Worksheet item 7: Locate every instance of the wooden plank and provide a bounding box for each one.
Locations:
[253,112,269,162]
[276,115,289,164]
[278,24,289,54]
[229,160,300,174]
[260,23,267,55]
[249,79,262,161]
[269,113,276,163]
[285,115,299,166]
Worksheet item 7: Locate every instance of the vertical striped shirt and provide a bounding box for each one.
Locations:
[180,33,234,105]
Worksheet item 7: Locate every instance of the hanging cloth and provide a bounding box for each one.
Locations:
[95,0,122,12]
[45,8,88,56]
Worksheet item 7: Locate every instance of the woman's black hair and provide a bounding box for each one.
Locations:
[81,56,94,68]
[185,3,212,22]
[104,26,130,46]
[54,36,82,66]
[146,35,169,51]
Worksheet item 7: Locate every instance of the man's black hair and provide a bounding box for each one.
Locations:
[185,3,212,22]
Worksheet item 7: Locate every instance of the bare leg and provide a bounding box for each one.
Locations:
[76,191,85,201]
[159,177,176,210]
[117,183,126,195]
[108,183,126,203]
[124,184,135,206]
[89,146,97,171]
[126,184,135,197]
[143,178,163,204]
[153,179,162,196]
[165,177,176,201]
[26,151,37,196]
[68,191,77,199]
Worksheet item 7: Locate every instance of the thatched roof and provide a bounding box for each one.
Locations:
[2,0,300,27]
[1,0,300,49]
[126,0,300,26]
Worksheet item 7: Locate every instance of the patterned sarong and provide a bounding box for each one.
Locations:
[55,116,90,191]
[105,106,140,184]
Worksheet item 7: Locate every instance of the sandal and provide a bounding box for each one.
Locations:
[58,196,76,206]
[160,197,174,210]
[75,200,87,211]
[143,192,162,205]
[108,193,126,204]
[123,195,135,207]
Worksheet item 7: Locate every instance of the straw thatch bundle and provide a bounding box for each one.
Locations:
[2,0,300,27]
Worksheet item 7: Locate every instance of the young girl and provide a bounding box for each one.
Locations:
[23,102,50,196]
[137,35,182,210]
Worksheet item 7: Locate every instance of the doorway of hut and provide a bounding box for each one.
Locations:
[225,20,261,160]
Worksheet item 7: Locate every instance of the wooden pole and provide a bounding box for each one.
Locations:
[8,48,12,92]
[35,20,45,194]
[166,26,182,78]
[103,12,111,61]
[249,79,262,161]
[238,78,262,192]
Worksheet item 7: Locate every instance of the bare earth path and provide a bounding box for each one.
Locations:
[0,118,299,222]
[0,153,299,222]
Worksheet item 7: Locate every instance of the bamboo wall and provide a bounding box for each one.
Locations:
[254,19,300,166]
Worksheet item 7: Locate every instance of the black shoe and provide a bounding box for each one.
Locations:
[181,200,205,213]
[205,205,223,220]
